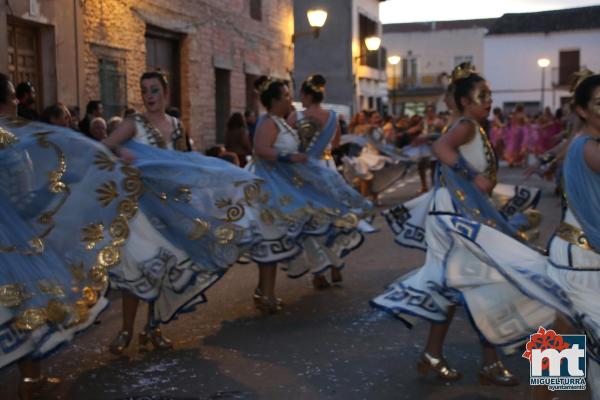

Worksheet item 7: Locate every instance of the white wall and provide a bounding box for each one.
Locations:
[383,27,488,79]
[484,30,600,111]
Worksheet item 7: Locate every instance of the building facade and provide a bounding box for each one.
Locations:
[0,0,84,114]
[0,0,294,148]
[383,18,494,116]
[293,0,387,116]
[483,6,600,114]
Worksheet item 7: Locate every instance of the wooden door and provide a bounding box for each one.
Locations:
[145,27,181,109]
[215,68,231,144]
[7,19,42,112]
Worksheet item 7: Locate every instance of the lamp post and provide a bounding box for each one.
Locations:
[537,58,550,111]
[292,8,328,43]
[388,55,401,115]
[353,36,381,112]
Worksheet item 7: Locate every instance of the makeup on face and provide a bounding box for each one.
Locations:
[590,88,600,118]
[471,86,492,106]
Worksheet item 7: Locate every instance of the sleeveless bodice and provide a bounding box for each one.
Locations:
[132,114,185,150]
[271,115,300,154]
[455,118,497,183]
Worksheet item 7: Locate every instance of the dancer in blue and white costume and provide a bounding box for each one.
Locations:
[0,72,121,398]
[248,76,373,313]
[287,74,375,288]
[287,74,340,172]
[438,73,600,398]
[372,64,540,386]
[101,71,269,354]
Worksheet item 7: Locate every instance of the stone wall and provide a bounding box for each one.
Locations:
[83,0,294,148]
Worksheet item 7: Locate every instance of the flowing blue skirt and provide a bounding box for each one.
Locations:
[247,157,373,277]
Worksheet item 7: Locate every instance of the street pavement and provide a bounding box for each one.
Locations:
[0,167,591,400]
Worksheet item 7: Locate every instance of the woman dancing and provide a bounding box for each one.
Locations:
[248,76,373,312]
[372,64,527,385]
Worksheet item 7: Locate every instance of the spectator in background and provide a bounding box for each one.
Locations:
[224,112,252,167]
[41,103,71,127]
[123,107,136,118]
[89,117,107,141]
[244,109,257,142]
[107,116,123,135]
[205,145,240,166]
[338,113,349,135]
[16,81,40,121]
[68,105,81,131]
[79,100,103,136]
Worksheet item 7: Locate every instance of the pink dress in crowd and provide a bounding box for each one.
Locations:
[504,113,528,165]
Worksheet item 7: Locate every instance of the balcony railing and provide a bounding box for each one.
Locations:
[388,73,445,90]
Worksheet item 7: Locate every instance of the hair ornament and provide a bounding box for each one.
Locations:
[258,77,274,95]
[306,76,325,93]
[570,68,595,93]
[451,62,477,83]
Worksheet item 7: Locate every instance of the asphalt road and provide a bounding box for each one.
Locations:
[0,167,591,400]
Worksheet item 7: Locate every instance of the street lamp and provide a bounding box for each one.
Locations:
[388,56,401,115]
[292,9,328,43]
[365,36,382,52]
[537,58,550,110]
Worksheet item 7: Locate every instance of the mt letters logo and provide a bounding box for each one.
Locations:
[523,326,586,391]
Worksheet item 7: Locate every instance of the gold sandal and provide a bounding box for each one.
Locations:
[18,375,61,400]
[479,360,519,386]
[417,352,462,381]
[108,330,132,355]
[139,326,173,350]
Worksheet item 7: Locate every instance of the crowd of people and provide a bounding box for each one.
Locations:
[2,61,600,400]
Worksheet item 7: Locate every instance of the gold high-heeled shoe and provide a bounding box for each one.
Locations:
[417,352,462,381]
[479,360,519,386]
[253,288,283,315]
[108,330,132,355]
[139,326,173,350]
[253,288,282,307]
[18,375,61,400]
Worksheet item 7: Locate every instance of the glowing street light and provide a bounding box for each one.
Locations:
[387,55,401,65]
[537,58,551,68]
[537,58,551,110]
[307,9,328,29]
[365,36,381,52]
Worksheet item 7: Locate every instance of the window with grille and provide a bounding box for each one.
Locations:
[98,59,127,119]
[250,0,262,21]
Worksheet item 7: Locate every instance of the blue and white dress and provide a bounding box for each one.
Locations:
[437,134,600,395]
[295,110,337,171]
[0,117,118,368]
[372,118,547,334]
[107,114,268,323]
[248,114,373,277]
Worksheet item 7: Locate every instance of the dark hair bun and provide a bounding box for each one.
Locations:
[310,74,326,87]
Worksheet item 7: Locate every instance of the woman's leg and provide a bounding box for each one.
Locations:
[121,290,139,333]
[109,290,138,354]
[417,159,428,193]
[258,263,277,299]
[418,306,462,380]
[424,306,456,357]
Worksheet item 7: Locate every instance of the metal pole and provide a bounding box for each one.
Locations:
[541,67,545,111]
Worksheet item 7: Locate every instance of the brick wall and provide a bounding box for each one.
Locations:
[83,0,294,149]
